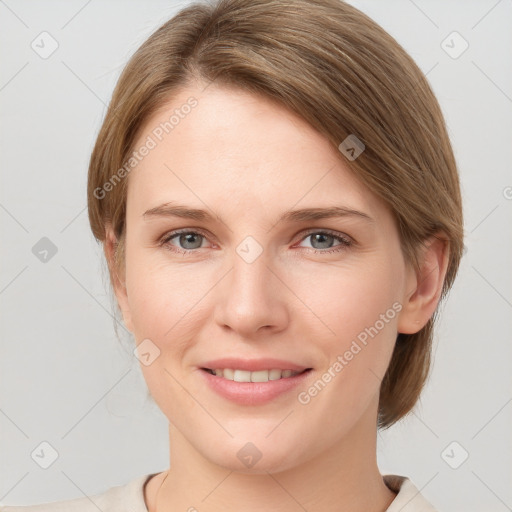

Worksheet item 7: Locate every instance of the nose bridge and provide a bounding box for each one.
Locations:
[230,234,274,308]
[232,236,269,295]
[214,232,288,335]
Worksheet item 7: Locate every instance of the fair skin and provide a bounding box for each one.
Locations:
[105,82,448,512]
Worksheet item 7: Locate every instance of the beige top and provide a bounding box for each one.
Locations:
[0,473,437,511]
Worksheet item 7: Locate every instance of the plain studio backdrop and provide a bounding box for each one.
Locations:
[0,0,511,510]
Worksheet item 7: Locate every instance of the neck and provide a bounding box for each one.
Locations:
[151,398,396,512]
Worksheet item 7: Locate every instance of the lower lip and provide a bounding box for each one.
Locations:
[199,368,313,405]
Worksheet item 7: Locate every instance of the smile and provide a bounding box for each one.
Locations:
[199,367,313,405]
[202,368,307,382]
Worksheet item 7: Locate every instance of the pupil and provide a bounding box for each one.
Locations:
[181,233,201,249]
[313,233,332,249]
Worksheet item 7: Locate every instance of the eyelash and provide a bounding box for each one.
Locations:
[159,228,353,256]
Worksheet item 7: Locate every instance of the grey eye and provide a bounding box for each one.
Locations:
[308,233,336,250]
[175,232,204,249]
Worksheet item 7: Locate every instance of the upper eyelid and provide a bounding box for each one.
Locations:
[161,227,213,243]
[161,227,352,246]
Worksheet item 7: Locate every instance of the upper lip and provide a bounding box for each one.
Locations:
[199,358,311,372]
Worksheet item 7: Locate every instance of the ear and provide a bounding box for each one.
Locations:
[104,224,134,333]
[397,234,450,335]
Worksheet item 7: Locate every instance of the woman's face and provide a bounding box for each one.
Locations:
[114,82,417,473]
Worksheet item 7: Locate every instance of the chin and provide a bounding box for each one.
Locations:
[200,437,304,475]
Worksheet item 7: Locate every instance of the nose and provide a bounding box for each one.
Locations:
[213,244,289,339]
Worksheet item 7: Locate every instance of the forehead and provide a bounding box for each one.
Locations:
[127,83,385,220]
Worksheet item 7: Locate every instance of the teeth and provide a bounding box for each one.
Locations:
[268,369,282,380]
[234,369,252,382]
[208,368,301,382]
[249,370,268,382]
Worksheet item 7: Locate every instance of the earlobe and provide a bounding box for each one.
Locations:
[104,225,134,333]
[397,235,450,335]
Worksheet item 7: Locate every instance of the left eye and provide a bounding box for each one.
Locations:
[297,231,352,252]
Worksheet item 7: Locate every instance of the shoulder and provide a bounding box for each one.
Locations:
[0,473,155,512]
[383,474,438,512]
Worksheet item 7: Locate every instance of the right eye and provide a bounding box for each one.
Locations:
[160,229,212,254]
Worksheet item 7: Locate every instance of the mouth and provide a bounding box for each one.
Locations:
[199,366,314,405]
[201,367,312,382]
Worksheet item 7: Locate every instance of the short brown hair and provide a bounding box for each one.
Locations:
[87,0,464,429]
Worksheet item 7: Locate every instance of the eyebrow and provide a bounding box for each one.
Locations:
[143,202,374,225]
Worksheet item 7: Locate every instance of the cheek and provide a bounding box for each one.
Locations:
[124,254,208,414]
[290,262,402,432]
[125,248,206,339]
[292,256,402,394]
[295,256,402,339]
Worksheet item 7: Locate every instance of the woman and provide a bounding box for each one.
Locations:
[2,0,463,510]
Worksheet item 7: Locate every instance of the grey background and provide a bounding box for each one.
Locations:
[1,0,511,510]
